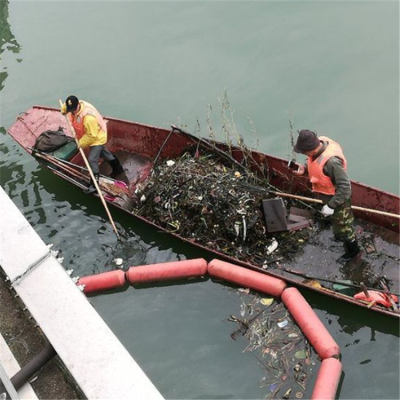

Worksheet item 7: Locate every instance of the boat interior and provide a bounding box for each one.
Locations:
[275,219,400,297]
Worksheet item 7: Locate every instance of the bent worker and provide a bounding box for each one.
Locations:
[291,130,360,261]
[60,95,124,194]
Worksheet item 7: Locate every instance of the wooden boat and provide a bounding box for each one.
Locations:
[7,106,400,318]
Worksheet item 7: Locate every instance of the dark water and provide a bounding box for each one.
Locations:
[1,1,399,399]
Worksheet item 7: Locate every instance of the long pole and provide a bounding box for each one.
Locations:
[268,191,400,219]
[59,100,120,239]
[152,127,175,168]
[239,182,400,219]
[41,155,123,198]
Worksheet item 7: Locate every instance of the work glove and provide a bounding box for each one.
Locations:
[60,103,67,115]
[321,205,334,217]
[293,164,306,176]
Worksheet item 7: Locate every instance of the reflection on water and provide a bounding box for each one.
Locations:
[104,233,147,272]
[0,0,21,91]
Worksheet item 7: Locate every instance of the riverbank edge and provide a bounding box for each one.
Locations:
[0,185,164,400]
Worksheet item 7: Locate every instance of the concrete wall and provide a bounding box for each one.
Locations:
[0,186,163,400]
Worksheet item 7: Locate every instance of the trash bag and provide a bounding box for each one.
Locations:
[33,128,73,153]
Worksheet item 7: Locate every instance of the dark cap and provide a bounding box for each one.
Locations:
[294,130,320,153]
[65,95,79,112]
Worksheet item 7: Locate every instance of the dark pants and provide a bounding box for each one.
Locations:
[331,199,356,241]
[87,145,114,174]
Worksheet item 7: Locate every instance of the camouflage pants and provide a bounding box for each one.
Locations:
[330,199,356,241]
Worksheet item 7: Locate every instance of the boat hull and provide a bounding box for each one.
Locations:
[7,106,400,318]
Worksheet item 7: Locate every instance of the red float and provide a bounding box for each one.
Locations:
[126,258,208,284]
[311,357,343,400]
[78,270,126,294]
[208,259,287,298]
[282,287,340,359]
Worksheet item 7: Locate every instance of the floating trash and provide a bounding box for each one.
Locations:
[277,319,288,328]
[295,350,307,359]
[228,291,314,399]
[282,388,292,399]
[260,298,274,306]
[269,383,278,392]
[114,258,123,266]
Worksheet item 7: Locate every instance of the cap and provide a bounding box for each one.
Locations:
[65,95,79,112]
[294,130,320,153]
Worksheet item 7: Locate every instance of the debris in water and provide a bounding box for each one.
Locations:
[295,350,307,359]
[228,291,314,399]
[114,258,123,266]
[260,298,274,306]
[283,388,292,399]
[277,319,288,328]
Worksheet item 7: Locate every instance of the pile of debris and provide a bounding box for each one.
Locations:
[229,290,314,399]
[135,152,314,266]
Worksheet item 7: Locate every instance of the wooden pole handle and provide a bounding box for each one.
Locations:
[59,99,120,239]
[270,191,400,220]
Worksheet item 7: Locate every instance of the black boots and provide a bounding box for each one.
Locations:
[339,239,361,262]
[108,157,124,177]
[83,173,100,195]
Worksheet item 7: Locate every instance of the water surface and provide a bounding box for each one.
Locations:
[1,1,399,399]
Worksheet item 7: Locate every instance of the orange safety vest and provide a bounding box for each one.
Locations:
[354,291,398,308]
[68,101,107,140]
[307,136,347,195]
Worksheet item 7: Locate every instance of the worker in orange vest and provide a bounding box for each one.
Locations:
[291,130,360,261]
[61,95,124,194]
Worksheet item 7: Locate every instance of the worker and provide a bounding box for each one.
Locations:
[291,130,360,261]
[61,95,124,194]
